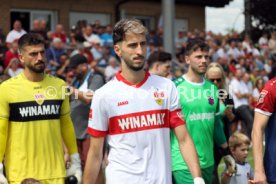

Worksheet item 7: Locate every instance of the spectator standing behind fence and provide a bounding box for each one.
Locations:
[221,132,254,184]
[83,18,204,184]
[0,33,82,184]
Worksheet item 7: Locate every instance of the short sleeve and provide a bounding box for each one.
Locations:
[169,82,186,128]
[0,84,10,120]
[255,83,276,116]
[87,91,108,137]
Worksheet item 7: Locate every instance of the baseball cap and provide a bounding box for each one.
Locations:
[68,54,87,69]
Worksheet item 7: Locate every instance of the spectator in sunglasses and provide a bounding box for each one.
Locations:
[206,62,236,184]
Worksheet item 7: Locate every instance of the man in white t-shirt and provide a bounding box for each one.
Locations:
[83,18,204,184]
[104,56,120,81]
[229,69,253,139]
[6,20,26,47]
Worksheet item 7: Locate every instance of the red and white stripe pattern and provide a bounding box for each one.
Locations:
[88,72,185,184]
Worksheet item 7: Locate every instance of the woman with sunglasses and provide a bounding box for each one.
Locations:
[251,77,265,107]
[205,62,236,184]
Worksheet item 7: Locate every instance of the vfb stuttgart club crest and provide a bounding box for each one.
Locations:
[34,93,45,105]
[153,89,165,105]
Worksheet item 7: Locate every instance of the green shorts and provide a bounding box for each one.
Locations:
[172,165,214,184]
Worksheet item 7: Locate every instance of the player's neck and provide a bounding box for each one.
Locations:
[23,69,44,82]
[121,68,145,85]
[184,70,204,83]
[149,68,157,76]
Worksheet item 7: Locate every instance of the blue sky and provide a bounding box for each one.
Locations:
[205,0,245,34]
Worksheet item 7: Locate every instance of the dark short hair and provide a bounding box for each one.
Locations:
[68,54,87,69]
[113,18,148,45]
[18,33,45,53]
[147,51,172,69]
[185,38,209,56]
[21,178,41,184]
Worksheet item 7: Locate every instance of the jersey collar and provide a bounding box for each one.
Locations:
[116,70,150,88]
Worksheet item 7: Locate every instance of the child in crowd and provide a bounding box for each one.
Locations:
[221,132,254,184]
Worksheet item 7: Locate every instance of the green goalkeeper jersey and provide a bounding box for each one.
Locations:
[171,75,220,171]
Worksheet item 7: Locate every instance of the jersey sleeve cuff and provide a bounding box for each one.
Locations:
[87,127,108,137]
[255,108,272,116]
[170,109,186,128]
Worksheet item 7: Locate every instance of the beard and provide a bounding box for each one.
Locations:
[123,56,145,72]
[26,60,45,73]
[191,65,207,76]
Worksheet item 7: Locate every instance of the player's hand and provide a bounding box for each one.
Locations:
[224,155,237,175]
[64,151,70,169]
[66,153,82,184]
[254,170,267,184]
[0,163,8,184]
[193,177,205,184]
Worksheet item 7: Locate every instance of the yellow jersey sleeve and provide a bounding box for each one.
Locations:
[60,83,78,154]
[0,83,9,161]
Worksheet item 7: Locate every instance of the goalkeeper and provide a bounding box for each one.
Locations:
[0,33,81,184]
[170,38,235,184]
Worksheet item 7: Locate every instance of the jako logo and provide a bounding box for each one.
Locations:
[118,101,129,106]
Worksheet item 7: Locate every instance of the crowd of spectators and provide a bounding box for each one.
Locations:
[0,19,275,84]
[0,20,276,134]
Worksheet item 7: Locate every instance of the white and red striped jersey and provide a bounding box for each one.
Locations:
[88,71,185,184]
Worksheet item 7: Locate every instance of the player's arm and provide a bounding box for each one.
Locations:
[173,125,202,180]
[213,98,227,147]
[252,111,269,184]
[0,118,8,164]
[59,83,78,153]
[0,84,9,184]
[83,136,105,184]
[60,112,78,154]
[214,101,236,174]
[0,118,9,184]
[234,91,250,99]
[60,85,82,183]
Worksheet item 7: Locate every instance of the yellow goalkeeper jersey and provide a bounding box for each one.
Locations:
[0,73,72,182]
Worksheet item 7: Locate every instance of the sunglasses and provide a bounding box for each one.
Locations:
[209,78,222,83]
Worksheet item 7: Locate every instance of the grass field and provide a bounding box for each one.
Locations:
[217,147,254,181]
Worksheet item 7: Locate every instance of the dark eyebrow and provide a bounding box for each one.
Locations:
[127,42,137,47]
